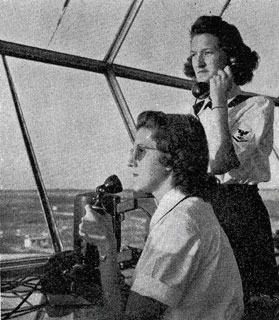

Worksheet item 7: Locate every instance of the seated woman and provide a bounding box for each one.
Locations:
[79,111,244,320]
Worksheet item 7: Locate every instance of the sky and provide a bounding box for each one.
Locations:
[0,0,278,190]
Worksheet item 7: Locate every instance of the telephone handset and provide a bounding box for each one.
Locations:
[191,57,237,100]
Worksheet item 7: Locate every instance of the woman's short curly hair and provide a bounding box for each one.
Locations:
[184,15,259,86]
[136,111,217,199]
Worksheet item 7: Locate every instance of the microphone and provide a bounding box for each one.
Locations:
[70,175,123,291]
[91,175,123,215]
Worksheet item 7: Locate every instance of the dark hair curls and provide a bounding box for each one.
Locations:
[136,110,217,200]
[184,15,259,86]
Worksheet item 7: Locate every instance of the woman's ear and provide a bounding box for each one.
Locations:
[159,153,173,170]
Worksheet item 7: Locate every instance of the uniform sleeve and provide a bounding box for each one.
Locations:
[230,96,274,163]
[131,210,201,307]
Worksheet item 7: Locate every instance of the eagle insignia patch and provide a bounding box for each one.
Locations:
[233,127,251,142]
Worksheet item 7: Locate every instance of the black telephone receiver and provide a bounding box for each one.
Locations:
[191,57,237,100]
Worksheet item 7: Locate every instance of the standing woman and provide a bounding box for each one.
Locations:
[184,15,278,304]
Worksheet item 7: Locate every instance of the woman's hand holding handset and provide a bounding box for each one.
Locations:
[79,204,117,256]
[209,65,234,107]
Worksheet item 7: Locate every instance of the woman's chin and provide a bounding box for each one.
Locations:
[197,76,209,83]
[132,184,149,194]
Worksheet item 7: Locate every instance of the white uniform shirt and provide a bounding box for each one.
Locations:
[197,94,274,184]
[131,189,244,320]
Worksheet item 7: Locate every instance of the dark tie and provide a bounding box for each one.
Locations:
[193,100,212,116]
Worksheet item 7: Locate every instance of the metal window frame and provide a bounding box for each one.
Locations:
[1,38,279,276]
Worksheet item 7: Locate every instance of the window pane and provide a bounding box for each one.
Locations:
[0,0,131,60]
[118,77,194,119]
[0,57,132,261]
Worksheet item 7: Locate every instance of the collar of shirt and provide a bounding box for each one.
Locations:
[193,98,211,116]
[193,86,242,116]
[149,188,187,232]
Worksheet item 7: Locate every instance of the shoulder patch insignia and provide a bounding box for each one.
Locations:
[233,127,251,142]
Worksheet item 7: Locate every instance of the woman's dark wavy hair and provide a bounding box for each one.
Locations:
[136,111,217,201]
[184,15,259,86]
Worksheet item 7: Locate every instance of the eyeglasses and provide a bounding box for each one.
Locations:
[129,145,159,160]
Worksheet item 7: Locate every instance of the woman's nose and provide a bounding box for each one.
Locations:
[197,53,206,67]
